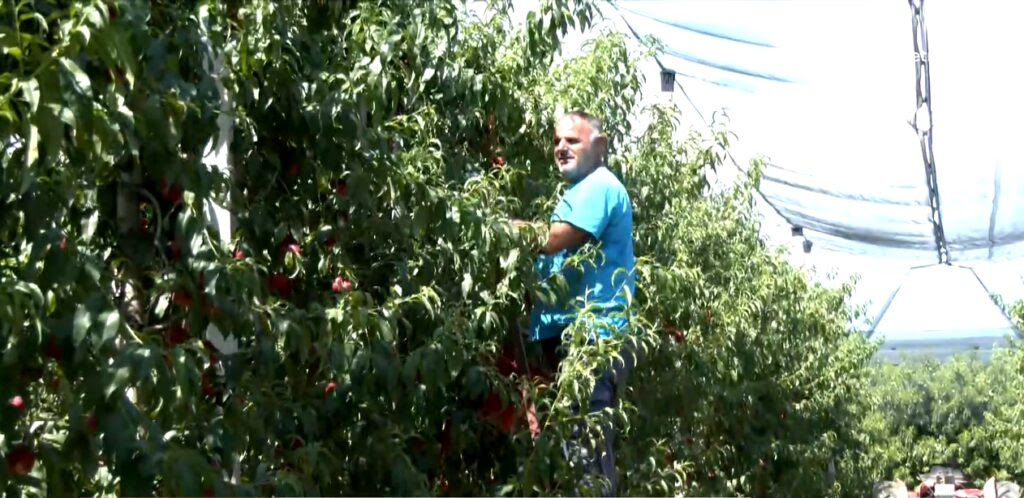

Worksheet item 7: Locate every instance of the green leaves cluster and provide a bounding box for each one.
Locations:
[608,106,877,497]
[844,348,1024,489]
[0,0,892,496]
[2,0,607,495]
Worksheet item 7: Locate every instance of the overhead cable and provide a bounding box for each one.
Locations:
[615,7,799,233]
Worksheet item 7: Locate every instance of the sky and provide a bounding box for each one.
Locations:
[535,0,1024,347]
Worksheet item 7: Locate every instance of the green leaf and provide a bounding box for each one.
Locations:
[21,77,39,113]
[73,305,91,346]
[60,59,92,94]
[99,310,121,344]
[82,4,106,29]
[172,348,192,401]
[18,11,48,32]
[0,103,15,124]
[3,46,22,60]
[46,291,56,314]
[105,366,131,400]
[154,293,170,318]
[83,260,101,283]
[500,248,519,271]
[24,123,39,170]
[73,25,91,46]
[82,211,99,241]
[14,281,44,308]
[377,316,393,342]
[46,102,77,128]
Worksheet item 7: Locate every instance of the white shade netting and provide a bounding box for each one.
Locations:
[606,0,1024,350]
[615,0,1024,262]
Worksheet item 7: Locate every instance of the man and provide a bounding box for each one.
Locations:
[519,111,636,494]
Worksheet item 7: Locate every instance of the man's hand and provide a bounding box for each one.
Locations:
[510,219,541,230]
[510,219,590,254]
[510,219,546,250]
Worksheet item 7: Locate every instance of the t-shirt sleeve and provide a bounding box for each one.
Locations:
[552,175,618,239]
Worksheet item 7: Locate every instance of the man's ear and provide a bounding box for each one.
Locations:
[593,135,609,164]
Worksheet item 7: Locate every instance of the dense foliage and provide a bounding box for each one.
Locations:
[850,347,1024,489]
[617,108,877,496]
[9,0,1007,496]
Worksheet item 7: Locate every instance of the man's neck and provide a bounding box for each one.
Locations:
[566,164,603,185]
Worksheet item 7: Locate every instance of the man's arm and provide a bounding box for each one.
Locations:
[540,221,591,255]
[510,219,591,255]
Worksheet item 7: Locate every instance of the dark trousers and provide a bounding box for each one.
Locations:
[526,336,636,496]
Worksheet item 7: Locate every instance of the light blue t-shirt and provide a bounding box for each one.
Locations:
[529,166,635,341]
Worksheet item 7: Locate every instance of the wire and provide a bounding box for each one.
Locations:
[959,264,1023,339]
[615,6,800,233]
[867,275,908,337]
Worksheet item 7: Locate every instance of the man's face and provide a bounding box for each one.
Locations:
[553,115,602,182]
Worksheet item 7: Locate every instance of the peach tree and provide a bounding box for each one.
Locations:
[0,0,879,496]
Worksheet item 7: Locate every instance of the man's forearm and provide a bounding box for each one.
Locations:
[540,222,590,255]
[510,219,590,254]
